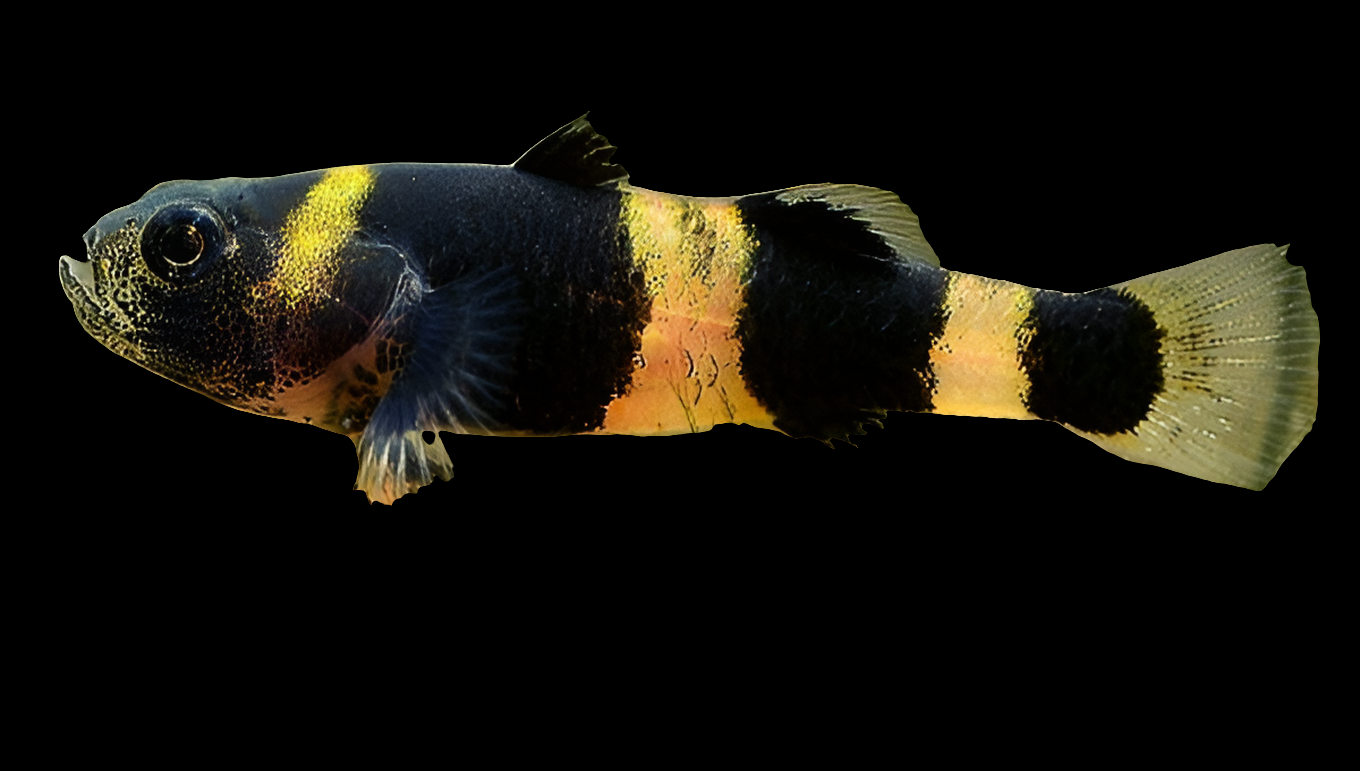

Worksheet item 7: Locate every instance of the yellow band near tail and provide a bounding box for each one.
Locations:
[928,272,1037,420]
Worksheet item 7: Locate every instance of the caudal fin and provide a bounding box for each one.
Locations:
[1071,244,1318,489]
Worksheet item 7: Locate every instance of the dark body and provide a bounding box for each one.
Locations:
[349,164,648,436]
[347,164,954,439]
[346,163,954,440]
[147,163,1155,442]
[340,164,1161,442]
[90,159,960,443]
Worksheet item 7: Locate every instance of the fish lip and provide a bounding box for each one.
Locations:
[60,253,146,362]
[59,253,121,348]
[59,254,96,305]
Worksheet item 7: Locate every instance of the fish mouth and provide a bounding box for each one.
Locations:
[59,253,135,356]
[59,254,95,303]
[59,254,110,334]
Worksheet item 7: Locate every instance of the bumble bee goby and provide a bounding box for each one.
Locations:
[59,115,1319,504]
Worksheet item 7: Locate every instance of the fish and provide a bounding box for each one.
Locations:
[59,115,1320,505]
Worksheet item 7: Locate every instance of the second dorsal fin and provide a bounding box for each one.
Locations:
[512,113,629,187]
[740,184,942,267]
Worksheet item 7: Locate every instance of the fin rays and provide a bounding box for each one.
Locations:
[771,184,941,267]
[354,267,522,504]
[1072,244,1319,490]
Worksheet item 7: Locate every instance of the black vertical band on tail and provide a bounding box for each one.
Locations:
[1020,287,1165,434]
[734,195,949,441]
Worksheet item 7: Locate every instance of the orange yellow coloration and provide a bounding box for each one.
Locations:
[928,272,1037,420]
[598,189,778,435]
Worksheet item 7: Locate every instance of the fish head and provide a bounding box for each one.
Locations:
[59,169,418,426]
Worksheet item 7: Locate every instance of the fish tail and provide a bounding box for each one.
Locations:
[1070,244,1319,489]
[726,185,1318,488]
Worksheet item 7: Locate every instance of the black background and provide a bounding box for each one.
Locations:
[18,22,1345,749]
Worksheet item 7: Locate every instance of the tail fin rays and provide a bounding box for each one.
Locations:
[1073,244,1318,489]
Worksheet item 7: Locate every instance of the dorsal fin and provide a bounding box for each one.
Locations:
[745,184,941,267]
[512,113,629,187]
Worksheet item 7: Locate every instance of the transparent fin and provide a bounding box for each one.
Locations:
[774,184,941,266]
[354,430,453,505]
[351,266,520,504]
[1071,244,1319,489]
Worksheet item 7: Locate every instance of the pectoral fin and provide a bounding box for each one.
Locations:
[355,428,454,506]
[352,266,522,504]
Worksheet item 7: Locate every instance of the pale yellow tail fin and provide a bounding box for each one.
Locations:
[1071,244,1318,489]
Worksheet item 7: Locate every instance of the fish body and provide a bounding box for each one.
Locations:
[60,116,1319,504]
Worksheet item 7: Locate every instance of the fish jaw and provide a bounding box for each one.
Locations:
[58,254,143,362]
[58,254,93,307]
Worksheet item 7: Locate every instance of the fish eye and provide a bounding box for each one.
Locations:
[141,203,227,282]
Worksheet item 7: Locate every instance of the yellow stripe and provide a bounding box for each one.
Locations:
[598,188,777,435]
[929,272,1036,419]
[275,165,375,309]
